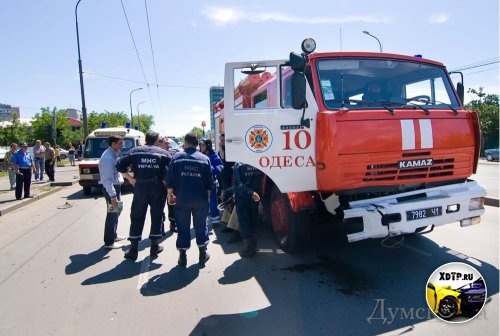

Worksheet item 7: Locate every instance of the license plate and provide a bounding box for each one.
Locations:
[406,207,442,221]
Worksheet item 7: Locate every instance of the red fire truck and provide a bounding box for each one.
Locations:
[220,38,486,252]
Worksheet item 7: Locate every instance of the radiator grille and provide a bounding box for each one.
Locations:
[363,158,454,182]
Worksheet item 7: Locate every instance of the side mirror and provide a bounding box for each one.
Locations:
[289,52,306,71]
[292,72,306,109]
[457,82,465,105]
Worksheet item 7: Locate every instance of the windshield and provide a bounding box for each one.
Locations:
[316,58,460,110]
[84,137,135,158]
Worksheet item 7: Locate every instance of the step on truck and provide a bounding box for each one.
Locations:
[221,38,487,252]
[79,126,145,195]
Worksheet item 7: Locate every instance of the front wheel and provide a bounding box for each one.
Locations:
[438,297,458,319]
[486,154,493,161]
[270,186,310,252]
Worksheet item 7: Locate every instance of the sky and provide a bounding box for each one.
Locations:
[0,0,498,137]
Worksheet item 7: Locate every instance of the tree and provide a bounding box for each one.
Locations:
[31,107,71,146]
[189,126,204,139]
[466,88,499,151]
[0,118,31,146]
[135,114,154,132]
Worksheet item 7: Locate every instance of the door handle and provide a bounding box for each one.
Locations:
[226,137,243,144]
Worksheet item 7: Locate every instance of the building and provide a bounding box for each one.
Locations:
[68,117,82,131]
[66,108,82,120]
[209,86,224,135]
[0,104,13,120]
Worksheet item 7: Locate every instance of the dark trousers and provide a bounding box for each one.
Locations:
[15,168,32,199]
[102,185,122,246]
[175,201,209,250]
[128,182,165,241]
[236,197,259,239]
[44,160,55,181]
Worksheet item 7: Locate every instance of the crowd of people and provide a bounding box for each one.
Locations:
[2,140,85,199]
[100,131,263,267]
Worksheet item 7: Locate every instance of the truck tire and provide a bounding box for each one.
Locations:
[270,186,310,252]
[83,187,92,196]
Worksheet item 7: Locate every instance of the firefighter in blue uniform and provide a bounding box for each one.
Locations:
[116,131,171,261]
[199,138,224,227]
[167,132,213,267]
[233,162,263,258]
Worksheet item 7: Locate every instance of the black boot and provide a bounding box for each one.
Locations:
[239,237,256,258]
[199,246,210,267]
[178,249,187,267]
[150,239,164,260]
[124,240,139,261]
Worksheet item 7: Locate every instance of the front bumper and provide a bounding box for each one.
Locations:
[342,180,487,242]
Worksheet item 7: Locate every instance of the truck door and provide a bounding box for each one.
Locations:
[224,61,318,192]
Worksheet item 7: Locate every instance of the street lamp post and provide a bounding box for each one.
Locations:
[129,88,143,128]
[362,30,383,52]
[75,0,89,138]
[136,101,145,131]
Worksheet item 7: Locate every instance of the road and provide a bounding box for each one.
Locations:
[473,160,499,199]
[0,183,498,335]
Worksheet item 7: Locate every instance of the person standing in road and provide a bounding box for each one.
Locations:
[44,142,56,182]
[199,138,224,227]
[68,144,76,166]
[157,137,176,233]
[10,142,34,200]
[167,132,213,267]
[55,145,62,167]
[99,135,127,250]
[3,143,18,190]
[77,140,84,161]
[233,162,263,258]
[116,131,171,261]
[33,139,45,181]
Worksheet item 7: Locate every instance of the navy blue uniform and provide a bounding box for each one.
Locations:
[116,145,171,242]
[167,147,213,249]
[233,163,263,240]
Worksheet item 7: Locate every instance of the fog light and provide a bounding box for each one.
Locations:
[446,204,460,213]
[83,168,90,174]
[469,197,485,211]
[460,216,481,227]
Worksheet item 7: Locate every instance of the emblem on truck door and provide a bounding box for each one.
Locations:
[246,125,272,153]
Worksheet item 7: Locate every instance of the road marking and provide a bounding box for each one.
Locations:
[137,256,151,290]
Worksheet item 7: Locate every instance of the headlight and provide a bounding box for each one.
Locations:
[301,38,316,54]
[469,197,485,211]
[83,168,90,174]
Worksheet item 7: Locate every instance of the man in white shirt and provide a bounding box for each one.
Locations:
[98,135,126,249]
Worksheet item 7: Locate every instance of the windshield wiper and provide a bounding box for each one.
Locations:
[327,99,394,114]
[434,100,458,115]
[403,99,430,115]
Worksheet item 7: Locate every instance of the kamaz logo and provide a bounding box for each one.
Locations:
[398,158,433,169]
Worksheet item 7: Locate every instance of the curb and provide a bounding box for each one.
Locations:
[0,179,79,217]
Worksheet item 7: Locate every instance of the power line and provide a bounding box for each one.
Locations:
[450,58,499,72]
[82,71,208,89]
[144,0,162,116]
[120,0,155,108]
[466,66,499,76]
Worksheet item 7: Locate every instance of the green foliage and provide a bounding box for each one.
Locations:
[30,107,71,146]
[466,87,499,149]
[190,126,204,139]
[0,118,31,145]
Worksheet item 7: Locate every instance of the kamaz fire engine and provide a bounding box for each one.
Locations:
[219,38,486,252]
[78,126,145,195]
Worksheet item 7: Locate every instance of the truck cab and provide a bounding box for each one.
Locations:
[79,127,145,195]
[222,39,486,251]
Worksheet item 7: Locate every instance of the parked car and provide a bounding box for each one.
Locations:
[0,148,8,165]
[59,148,69,160]
[484,148,499,161]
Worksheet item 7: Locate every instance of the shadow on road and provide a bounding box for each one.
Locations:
[81,259,161,286]
[65,246,111,275]
[140,265,200,296]
[189,225,499,336]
